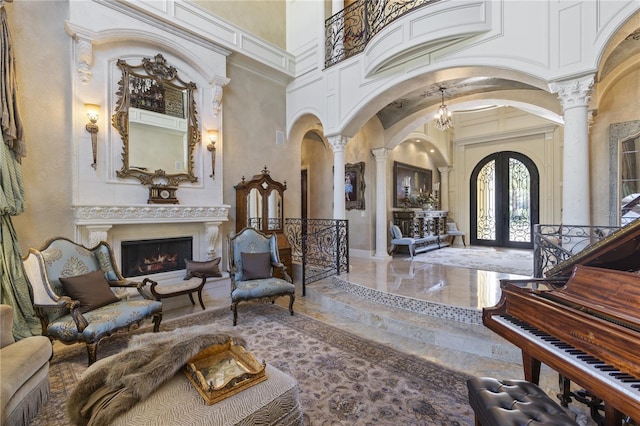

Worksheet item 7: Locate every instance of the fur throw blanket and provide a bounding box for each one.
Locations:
[66,326,246,426]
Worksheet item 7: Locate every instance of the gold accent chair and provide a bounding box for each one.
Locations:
[22,237,163,365]
[227,228,295,325]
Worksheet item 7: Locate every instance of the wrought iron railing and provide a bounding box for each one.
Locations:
[325,0,438,68]
[532,224,620,277]
[285,219,349,296]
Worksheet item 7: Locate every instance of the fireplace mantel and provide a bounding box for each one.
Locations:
[73,204,230,259]
[73,205,229,225]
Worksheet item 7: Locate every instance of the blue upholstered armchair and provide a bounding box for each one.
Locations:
[22,237,163,365]
[227,228,295,325]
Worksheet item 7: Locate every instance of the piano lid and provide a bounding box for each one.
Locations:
[545,219,640,277]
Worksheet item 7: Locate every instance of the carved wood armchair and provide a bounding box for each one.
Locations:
[22,237,163,365]
[227,228,295,325]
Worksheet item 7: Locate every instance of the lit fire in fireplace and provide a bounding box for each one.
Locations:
[138,252,178,273]
[121,236,192,278]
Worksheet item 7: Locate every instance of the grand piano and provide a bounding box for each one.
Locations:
[483,219,640,426]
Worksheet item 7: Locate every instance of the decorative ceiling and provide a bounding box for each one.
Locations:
[375,77,541,129]
[600,29,640,79]
[376,27,640,130]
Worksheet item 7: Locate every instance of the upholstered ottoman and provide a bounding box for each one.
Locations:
[466,377,579,426]
[110,364,302,425]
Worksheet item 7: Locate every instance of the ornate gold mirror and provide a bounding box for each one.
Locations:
[113,54,199,189]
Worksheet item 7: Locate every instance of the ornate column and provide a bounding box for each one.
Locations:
[204,221,223,259]
[328,135,349,219]
[438,166,452,212]
[372,147,390,258]
[550,75,594,226]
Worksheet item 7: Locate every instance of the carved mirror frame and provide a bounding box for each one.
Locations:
[112,53,200,186]
[609,120,640,225]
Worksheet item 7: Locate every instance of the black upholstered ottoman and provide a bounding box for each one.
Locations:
[466,377,580,426]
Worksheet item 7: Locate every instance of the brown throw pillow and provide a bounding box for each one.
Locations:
[184,258,222,280]
[59,270,119,313]
[241,252,272,280]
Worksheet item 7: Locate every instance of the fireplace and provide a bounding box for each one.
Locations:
[121,237,193,278]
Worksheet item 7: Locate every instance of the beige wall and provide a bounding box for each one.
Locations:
[194,0,286,49]
[7,2,74,252]
[222,61,293,241]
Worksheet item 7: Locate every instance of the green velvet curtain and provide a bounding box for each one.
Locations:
[0,4,40,339]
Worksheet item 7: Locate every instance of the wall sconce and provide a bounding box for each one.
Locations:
[207,129,218,179]
[85,103,100,169]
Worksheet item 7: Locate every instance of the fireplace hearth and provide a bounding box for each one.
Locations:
[122,237,193,278]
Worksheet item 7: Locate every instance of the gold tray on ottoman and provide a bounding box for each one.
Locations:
[184,338,267,405]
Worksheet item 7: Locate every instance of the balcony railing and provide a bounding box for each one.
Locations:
[532,224,621,277]
[285,218,349,296]
[325,0,438,68]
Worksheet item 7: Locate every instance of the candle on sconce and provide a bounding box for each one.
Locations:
[433,182,440,191]
[403,176,411,187]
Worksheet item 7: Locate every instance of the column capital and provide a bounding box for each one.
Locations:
[438,166,452,175]
[371,147,388,161]
[549,75,594,111]
[328,135,349,152]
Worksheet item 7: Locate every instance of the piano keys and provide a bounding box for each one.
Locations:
[483,265,640,425]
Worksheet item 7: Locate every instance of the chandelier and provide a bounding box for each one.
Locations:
[433,87,453,131]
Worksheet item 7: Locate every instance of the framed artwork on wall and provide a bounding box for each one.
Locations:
[345,162,365,210]
[393,161,432,208]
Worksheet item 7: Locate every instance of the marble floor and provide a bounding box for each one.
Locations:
[148,247,596,424]
[161,249,530,369]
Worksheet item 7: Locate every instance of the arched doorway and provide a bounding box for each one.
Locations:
[470,151,539,248]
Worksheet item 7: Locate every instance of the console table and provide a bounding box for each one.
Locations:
[393,210,450,254]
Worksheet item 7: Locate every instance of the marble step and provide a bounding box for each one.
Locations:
[303,277,521,364]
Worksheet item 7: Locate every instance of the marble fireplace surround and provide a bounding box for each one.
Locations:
[73,204,229,285]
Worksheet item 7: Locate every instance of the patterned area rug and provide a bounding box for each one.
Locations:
[411,247,533,276]
[32,304,474,425]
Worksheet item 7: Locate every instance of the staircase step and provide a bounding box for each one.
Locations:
[304,278,521,364]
